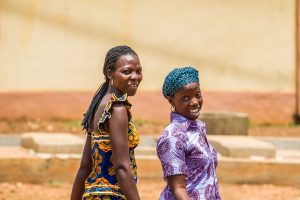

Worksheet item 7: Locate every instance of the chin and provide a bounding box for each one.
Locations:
[189,116,198,121]
[188,114,199,120]
[127,90,138,96]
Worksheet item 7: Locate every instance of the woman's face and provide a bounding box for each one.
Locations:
[110,54,143,96]
[170,82,203,120]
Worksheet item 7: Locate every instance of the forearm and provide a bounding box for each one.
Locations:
[172,188,190,200]
[116,167,140,200]
[70,168,90,200]
[166,175,190,200]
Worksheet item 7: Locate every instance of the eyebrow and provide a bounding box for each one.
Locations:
[121,66,142,70]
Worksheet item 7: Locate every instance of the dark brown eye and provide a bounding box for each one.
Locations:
[137,68,142,74]
[123,70,131,75]
[182,96,189,102]
[196,93,202,98]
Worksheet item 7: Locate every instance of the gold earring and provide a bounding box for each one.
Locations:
[171,105,175,112]
[111,79,114,86]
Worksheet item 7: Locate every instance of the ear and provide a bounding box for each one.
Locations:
[166,96,175,107]
[106,69,113,80]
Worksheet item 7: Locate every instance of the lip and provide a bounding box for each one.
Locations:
[128,84,139,89]
[190,107,200,114]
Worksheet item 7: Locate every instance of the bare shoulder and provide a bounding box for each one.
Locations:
[111,102,127,111]
[110,102,128,120]
[109,102,129,136]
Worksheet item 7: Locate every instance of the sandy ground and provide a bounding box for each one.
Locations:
[0,179,299,200]
[0,121,299,200]
[1,117,300,137]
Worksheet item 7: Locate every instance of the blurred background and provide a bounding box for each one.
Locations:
[0,0,297,125]
[0,0,300,199]
[0,0,295,91]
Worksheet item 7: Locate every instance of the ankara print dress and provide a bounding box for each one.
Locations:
[83,93,140,200]
[157,112,221,200]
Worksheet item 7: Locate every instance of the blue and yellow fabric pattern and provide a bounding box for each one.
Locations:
[82,93,140,200]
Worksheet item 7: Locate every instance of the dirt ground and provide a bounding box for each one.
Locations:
[0,91,300,137]
[0,180,299,200]
[1,117,300,137]
[1,90,299,137]
[0,91,296,125]
[0,91,300,199]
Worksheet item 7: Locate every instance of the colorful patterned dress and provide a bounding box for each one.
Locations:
[83,93,140,200]
[157,112,221,200]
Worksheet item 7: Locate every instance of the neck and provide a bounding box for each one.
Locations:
[107,85,124,98]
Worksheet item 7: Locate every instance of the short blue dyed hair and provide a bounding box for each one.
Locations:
[162,66,199,98]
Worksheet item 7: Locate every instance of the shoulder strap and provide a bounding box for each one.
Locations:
[97,93,132,130]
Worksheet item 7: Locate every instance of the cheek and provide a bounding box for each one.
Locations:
[173,100,182,110]
[122,75,131,82]
[138,74,143,82]
[179,102,190,112]
[199,98,204,106]
[114,73,126,81]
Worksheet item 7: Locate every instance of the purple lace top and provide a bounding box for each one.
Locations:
[156,112,221,200]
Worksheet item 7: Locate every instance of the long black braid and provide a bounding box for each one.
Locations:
[81,45,138,133]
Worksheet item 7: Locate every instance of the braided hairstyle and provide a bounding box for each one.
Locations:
[82,45,138,133]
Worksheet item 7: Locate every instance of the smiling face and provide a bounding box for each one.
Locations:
[108,54,143,96]
[168,82,203,120]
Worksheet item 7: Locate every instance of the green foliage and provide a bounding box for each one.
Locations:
[45,179,60,188]
[64,119,81,128]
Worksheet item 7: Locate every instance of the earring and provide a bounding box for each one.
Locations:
[171,105,175,112]
[110,79,114,86]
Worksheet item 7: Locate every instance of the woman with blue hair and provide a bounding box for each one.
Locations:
[157,66,221,200]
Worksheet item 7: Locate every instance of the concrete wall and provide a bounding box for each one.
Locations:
[0,0,296,92]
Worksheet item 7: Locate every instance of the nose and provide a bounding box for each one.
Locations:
[190,97,199,106]
[130,72,141,81]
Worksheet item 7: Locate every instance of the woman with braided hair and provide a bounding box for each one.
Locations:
[71,45,142,200]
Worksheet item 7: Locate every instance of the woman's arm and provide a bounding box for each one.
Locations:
[70,135,92,200]
[109,103,140,200]
[167,175,189,200]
